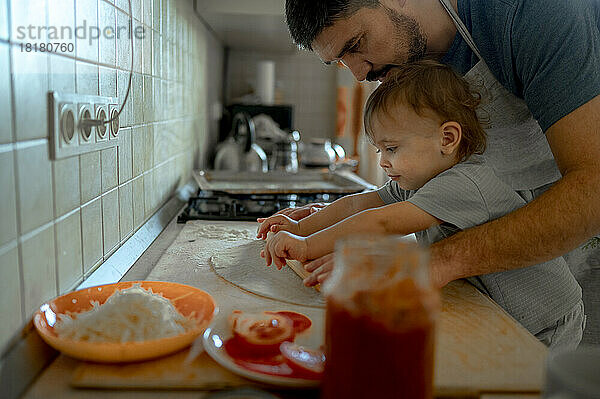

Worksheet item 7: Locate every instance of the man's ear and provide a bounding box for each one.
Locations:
[439,121,462,156]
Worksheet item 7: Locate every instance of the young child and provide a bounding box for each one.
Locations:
[257,60,584,350]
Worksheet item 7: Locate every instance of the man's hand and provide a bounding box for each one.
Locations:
[302,253,334,287]
[271,203,328,221]
[261,231,309,270]
[256,214,301,239]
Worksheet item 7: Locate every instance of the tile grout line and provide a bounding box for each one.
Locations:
[6,0,27,328]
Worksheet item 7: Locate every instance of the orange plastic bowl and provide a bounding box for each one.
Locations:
[33,281,217,363]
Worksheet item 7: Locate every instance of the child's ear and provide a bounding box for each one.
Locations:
[439,121,462,156]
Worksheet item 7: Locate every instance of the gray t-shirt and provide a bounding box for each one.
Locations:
[377,158,582,335]
[442,0,600,132]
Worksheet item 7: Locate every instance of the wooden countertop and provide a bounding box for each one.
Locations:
[24,220,547,398]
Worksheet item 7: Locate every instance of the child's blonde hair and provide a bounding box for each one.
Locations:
[364,60,487,162]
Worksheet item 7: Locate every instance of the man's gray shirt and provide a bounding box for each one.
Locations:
[377,158,581,334]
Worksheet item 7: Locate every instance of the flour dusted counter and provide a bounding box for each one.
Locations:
[24,220,547,398]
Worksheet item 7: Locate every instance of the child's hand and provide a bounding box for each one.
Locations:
[302,254,335,287]
[256,214,300,239]
[260,231,308,270]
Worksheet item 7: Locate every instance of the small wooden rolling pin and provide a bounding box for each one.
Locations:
[286,259,321,292]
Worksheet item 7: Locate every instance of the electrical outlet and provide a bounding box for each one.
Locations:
[108,104,120,139]
[49,92,119,159]
[78,104,94,145]
[59,103,78,147]
[95,104,108,142]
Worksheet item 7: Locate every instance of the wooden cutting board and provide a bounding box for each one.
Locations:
[71,221,547,396]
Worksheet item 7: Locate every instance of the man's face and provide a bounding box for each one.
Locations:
[312,3,427,82]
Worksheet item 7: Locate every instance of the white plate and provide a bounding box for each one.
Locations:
[202,309,324,388]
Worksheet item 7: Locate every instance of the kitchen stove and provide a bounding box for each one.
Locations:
[178,190,344,222]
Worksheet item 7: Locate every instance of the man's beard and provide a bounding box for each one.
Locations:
[366,6,427,81]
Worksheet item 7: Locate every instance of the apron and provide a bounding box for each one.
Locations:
[439,0,562,191]
[439,0,598,344]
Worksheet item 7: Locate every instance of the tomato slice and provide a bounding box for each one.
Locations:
[279,341,325,379]
[271,311,312,334]
[229,311,295,355]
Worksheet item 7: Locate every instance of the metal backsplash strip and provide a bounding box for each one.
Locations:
[0,196,185,399]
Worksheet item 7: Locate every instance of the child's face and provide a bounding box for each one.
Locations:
[371,105,457,190]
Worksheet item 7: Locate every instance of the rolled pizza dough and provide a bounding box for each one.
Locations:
[209,240,325,308]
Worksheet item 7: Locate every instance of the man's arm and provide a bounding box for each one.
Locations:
[430,95,600,287]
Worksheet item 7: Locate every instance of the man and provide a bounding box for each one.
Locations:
[279,0,600,344]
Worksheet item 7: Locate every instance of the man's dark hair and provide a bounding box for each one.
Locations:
[285,0,380,50]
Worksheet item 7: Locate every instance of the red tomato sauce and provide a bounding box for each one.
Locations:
[322,299,436,399]
[224,311,317,380]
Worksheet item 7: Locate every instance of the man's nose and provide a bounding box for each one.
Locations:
[341,56,371,82]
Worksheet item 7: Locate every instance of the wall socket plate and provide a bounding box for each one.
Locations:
[49,92,120,160]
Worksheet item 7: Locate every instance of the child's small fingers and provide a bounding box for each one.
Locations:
[257,218,265,222]
[304,258,324,272]
[303,275,317,286]
[275,256,286,270]
[317,272,331,283]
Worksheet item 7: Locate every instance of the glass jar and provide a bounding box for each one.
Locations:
[322,235,439,399]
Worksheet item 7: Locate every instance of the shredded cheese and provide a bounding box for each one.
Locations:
[54,284,196,343]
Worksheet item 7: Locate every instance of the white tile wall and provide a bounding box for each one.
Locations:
[142,0,152,27]
[98,0,117,67]
[143,169,154,218]
[1,0,224,353]
[102,188,120,255]
[47,0,74,49]
[0,43,12,144]
[143,75,153,121]
[76,61,99,96]
[49,54,76,94]
[0,0,8,40]
[80,197,103,272]
[75,0,99,63]
[55,211,83,292]
[118,181,133,240]
[101,147,118,191]
[143,29,152,76]
[11,50,48,141]
[80,151,102,204]
[99,67,117,98]
[118,127,133,182]
[54,156,80,217]
[132,126,145,177]
[16,143,54,234]
[0,150,18,246]
[132,73,143,123]
[132,175,144,229]
[117,70,133,126]
[21,224,56,316]
[10,0,47,42]
[133,20,144,73]
[0,245,22,349]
